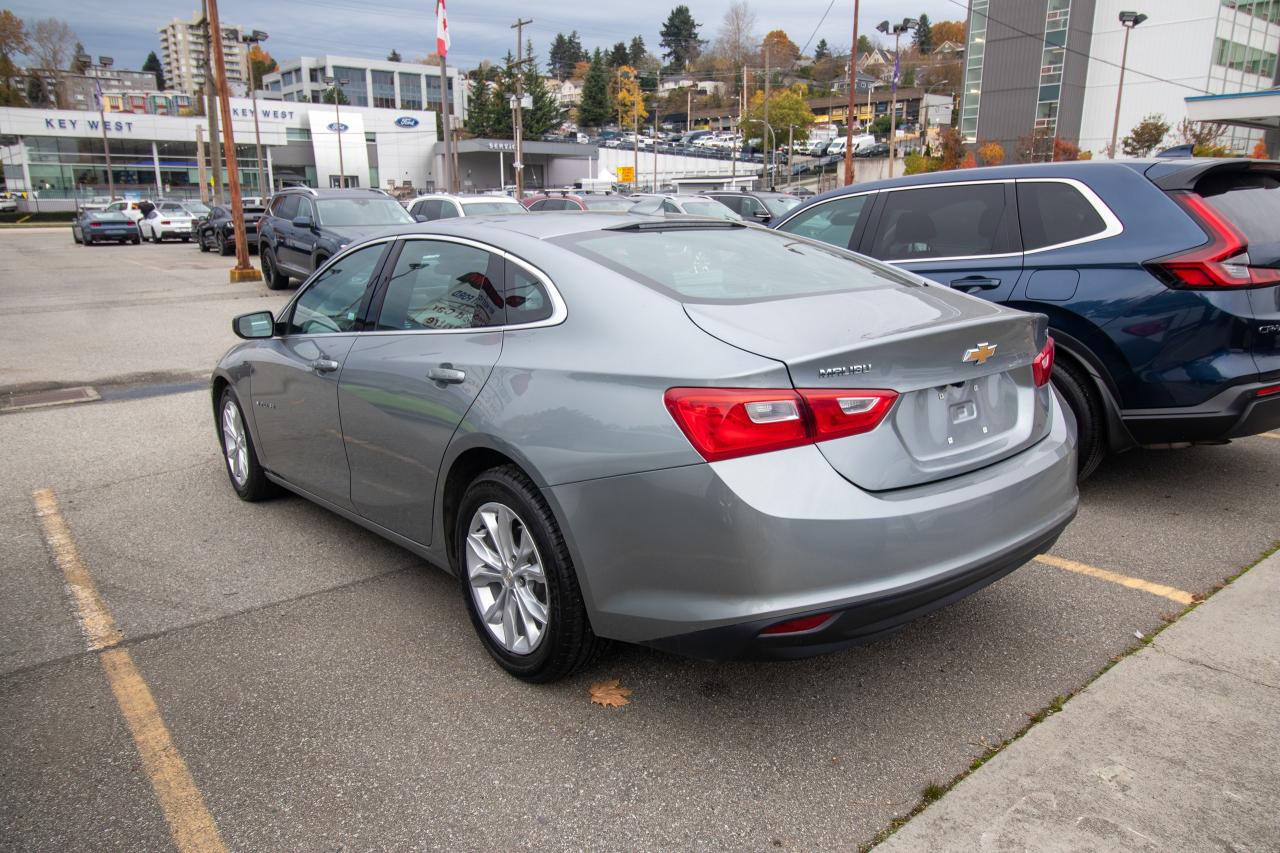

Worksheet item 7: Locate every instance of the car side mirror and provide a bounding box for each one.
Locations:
[291,214,314,229]
[753,210,771,220]
[414,213,429,222]
[233,310,275,340]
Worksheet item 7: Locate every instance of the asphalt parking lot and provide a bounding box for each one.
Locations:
[2,227,1276,851]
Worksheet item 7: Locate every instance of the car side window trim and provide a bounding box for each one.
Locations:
[277,237,399,336]
[1016,178,1124,255]
[358,235,567,336]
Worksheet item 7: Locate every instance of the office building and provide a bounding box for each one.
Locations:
[960,0,1279,158]
[158,12,250,96]
[262,55,466,121]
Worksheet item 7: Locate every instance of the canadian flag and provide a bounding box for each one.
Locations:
[436,0,450,58]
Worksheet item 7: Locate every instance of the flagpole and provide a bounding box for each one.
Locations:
[436,0,454,193]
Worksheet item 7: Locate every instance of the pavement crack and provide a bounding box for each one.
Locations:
[1151,643,1280,692]
[0,561,425,683]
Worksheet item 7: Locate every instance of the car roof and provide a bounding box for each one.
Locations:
[413,193,520,202]
[278,187,390,199]
[369,211,667,242]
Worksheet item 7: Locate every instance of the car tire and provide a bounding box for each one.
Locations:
[1052,358,1106,481]
[219,236,233,256]
[199,231,210,252]
[72,229,81,244]
[261,247,290,290]
[217,388,277,502]
[132,236,141,244]
[181,235,190,242]
[455,465,607,683]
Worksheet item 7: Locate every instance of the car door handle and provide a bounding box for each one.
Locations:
[951,276,1001,291]
[311,358,340,373]
[427,366,466,384]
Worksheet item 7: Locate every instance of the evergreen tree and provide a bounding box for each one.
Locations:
[607,41,629,68]
[659,5,705,70]
[857,34,874,55]
[522,57,562,136]
[813,39,829,61]
[69,42,89,73]
[628,36,646,67]
[464,66,498,136]
[578,49,611,128]
[387,49,402,62]
[25,73,47,104]
[142,50,165,90]
[914,14,934,53]
[548,33,570,79]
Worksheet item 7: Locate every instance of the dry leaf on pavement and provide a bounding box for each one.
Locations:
[589,678,633,708]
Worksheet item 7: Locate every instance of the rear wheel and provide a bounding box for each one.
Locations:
[1052,358,1106,481]
[199,230,210,252]
[219,235,233,255]
[261,247,290,290]
[456,465,607,682]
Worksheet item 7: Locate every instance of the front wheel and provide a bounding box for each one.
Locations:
[456,466,607,682]
[261,247,290,290]
[219,236,233,256]
[217,389,277,501]
[199,231,210,252]
[1052,359,1107,481]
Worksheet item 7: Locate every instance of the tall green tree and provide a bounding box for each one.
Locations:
[25,73,47,104]
[659,5,705,71]
[321,84,349,105]
[628,35,647,67]
[577,49,611,128]
[607,41,629,68]
[464,66,499,136]
[914,14,934,53]
[69,41,88,73]
[549,31,589,79]
[521,52,562,136]
[813,38,829,61]
[387,49,401,62]
[1122,113,1171,157]
[856,34,874,55]
[142,50,165,89]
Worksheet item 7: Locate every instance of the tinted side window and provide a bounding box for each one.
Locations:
[273,195,298,220]
[287,244,386,335]
[712,195,745,214]
[661,200,680,213]
[505,264,554,325]
[868,184,1009,260]
[375,240,504,331]
[1017,181,1107,251]
[441,202,461,219]
[529,199,552,211]
[776,196,870,251]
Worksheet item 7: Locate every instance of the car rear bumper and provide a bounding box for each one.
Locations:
[1122,379,1280,443]
[545,393,1078,656]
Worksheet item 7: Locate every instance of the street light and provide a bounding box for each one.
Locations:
[323,74,347,186]
[877,18,918,174]
[241,30,269,195]
[1109,11,1147,158]
[79,52,116,201]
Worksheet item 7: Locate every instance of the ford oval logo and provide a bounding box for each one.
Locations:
[394,116,419,128]
[326,122,348,133]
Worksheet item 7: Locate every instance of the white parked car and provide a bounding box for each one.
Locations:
[139,201,197,242]
[0,195,17,213]
[627,193,743,221]
[102,199,151,222]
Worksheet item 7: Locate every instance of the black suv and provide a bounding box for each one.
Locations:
[257,187,416,290]
[197,204,265,255]
[700,189,803,225]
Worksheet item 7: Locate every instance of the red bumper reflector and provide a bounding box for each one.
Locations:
[1257,384,1280,397]
[760,613,835,635]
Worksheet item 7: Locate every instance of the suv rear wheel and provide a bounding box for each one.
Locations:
[261,247,290,290]
[1052,358,1106,480]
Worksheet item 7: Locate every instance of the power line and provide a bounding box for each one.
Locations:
[942,0,1213,95]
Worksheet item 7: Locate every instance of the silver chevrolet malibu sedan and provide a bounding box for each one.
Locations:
[213,212,1078,681]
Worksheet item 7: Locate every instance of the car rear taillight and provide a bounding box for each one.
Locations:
[90,222,102,228]
[1032,337,1055,387]
[161,220,171,225]
[760,612,836,635]
[664,386,897,462]
[1149,192,1280,289]
[1257,384,1280,397]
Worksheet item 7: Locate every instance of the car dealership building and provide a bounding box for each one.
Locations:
[0,99,444,206]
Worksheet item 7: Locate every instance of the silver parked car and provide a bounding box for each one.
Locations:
[213,213,1078,681]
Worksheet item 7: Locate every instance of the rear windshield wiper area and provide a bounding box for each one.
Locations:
[605,219,747,232]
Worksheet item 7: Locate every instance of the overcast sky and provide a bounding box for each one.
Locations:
[5,0,965,72]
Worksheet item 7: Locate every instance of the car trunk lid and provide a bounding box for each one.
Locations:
[684,285,1053,490]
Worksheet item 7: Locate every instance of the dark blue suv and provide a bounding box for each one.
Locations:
[773,158,1280,477]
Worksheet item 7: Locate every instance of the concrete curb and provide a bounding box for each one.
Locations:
[875,549,1280,852]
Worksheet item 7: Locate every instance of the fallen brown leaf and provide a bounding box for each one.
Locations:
[589,678,632,708]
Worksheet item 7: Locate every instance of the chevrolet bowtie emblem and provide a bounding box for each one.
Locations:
[963,342,998,365]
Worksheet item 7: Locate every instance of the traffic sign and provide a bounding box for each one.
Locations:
[616,165,635,183]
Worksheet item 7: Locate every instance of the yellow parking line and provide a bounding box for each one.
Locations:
[33,488,227,853]
[1035,553,1195,605]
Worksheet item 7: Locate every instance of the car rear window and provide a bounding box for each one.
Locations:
[91,212,129,222]
[1017,180,1108,251]
[554,225,918,303]
[1197,169,1280,245]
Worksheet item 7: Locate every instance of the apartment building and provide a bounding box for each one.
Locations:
[157,12,250,96]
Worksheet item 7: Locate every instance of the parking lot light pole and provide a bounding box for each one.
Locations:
[323,75,347,186]
[241,30,269,195]
[1109,11,1148,159]
[207,0,260,282]
[877,18,918,177]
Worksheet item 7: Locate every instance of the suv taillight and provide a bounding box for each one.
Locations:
[1149,192,1280,289]
[664,387,897,462]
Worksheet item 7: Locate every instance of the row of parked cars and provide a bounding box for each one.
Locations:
[208,155,1278,683]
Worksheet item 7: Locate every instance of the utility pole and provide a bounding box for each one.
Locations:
[241,30,269,195]
[511,18,533,197]
[207,0,260,282]
[763,43,770,189]
[195,125,208,203]
[323,75,347,185]
[653,92,659,192]
[201,0,224,204]
[686,88,692,134]
[844,0,860,185]
[1109,11,1148,159]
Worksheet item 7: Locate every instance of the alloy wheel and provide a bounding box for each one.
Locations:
[221,400,249,488]
[465,501,549,655]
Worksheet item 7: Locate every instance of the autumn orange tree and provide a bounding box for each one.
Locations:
[1253,139,1269,159]
[761,29,799,65]
[978,141,1005,165]
[248,44,277,89]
